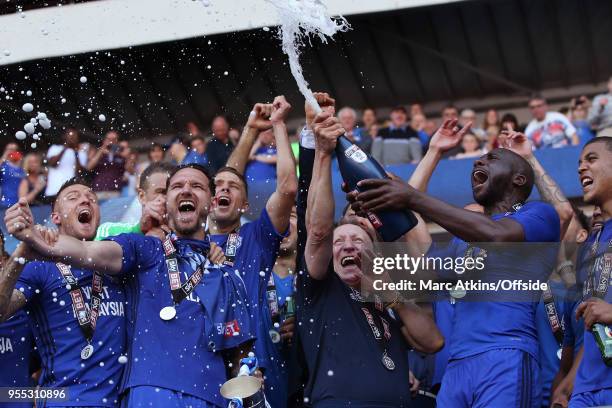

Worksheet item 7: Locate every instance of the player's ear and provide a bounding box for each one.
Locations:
[576,228,589,244]
[512,173,527,188]
[136,188,146,205]
[50,211,62,227]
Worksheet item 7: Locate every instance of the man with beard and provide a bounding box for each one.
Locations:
[570,137,612,407]
[349,119,561,407]
[5,165,254,408]
[1,178,127,406]
[208,95,297,407]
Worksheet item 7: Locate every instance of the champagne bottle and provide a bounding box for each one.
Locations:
[592,323,612,367]
[266,275,281,343]
[335,136,418,242]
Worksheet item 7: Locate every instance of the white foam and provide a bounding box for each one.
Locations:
[266,0,350,113]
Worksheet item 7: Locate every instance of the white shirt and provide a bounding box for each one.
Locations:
[525,112,576,149]
[45,144,88,196]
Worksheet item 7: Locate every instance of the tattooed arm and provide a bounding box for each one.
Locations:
[500,130,573,239]
[0,244,28,322]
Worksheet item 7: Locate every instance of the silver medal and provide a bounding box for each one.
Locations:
[269,329,281,344]
[81,344,94,360]
[382,352,395,371]
[159,306,177,321]
[449,286,466,299]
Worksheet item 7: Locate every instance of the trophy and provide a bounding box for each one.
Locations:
[220,354,270,408]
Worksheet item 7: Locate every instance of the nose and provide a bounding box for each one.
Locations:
[474,157,485,167]
[578,161,588,175]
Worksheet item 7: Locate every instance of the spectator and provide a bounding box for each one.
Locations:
[229,128,241,146]
[440,106,462,158]
[135,142,165,184]
[168,137,188,165]
[525,96,579,148]
[0,143,25,208]
[460,109,486,141]
[569,96,595,145]
[206,115,234,173]
[44,128,88,199]
[482,108,500,136]
[86,131,127,200]
[442,105,459,121]
[587,76,612,136]
[182,135,209,167]
[186,121,203,137]
[423,119,438,137]
[410,113,430,147]
[410,103,424,118]
[245,129,277,183]
[120,142,137,198]
[338,106,372,153]
[361,107,379,140]
[500,113,520,132]
[373,106,422,164]
[18,153,46,205]
[451,132,483,159]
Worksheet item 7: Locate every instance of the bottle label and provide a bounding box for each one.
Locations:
[367,212,383,228]
[344,145,367,163]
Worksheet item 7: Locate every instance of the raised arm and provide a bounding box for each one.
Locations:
[4,200,124,275]
[265,96,298,234]
[296,92,336,269]
[305,112,344,279]
[403,119,471,252]
[0,243,29,322]
[499,130,573,238]
[225,103,273,173]
[46,146,68,167]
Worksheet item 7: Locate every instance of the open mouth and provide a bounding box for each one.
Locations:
[580,176,593,189]
[178,200,196,213]
[472,168,489,187]
[217,195,231,208]
[340,256,359,268]
[77,208,92,224]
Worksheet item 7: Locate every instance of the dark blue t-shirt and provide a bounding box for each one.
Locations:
[0,311,34,408]
[430,201,560,361]
[0,161,25,208]
[106,233,253,406]
[573,219,612,394]
[16,261,127,407]
[297,269,412,407]
[536,280,567,406]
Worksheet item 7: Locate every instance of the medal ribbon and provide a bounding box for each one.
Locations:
[542,286,565,347]
[162,232,208,304]
[583,228,612,300]
[56,263,104,343]
[350,288,393,365]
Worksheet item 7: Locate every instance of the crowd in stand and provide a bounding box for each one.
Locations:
[0,77,611,408]
[2,76,612,210]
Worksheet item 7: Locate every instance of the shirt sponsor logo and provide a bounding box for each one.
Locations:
[0,337,14,354]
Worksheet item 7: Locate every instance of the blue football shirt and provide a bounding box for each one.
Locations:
[536,280,567,406]
[0,311,35,408]
[431,298,455,387]
[16,261,127,407]
[209,209,287,407]
[106,233,253,406]
[573,219,612,394]
[430,201,560,361]
[0,161,25,208]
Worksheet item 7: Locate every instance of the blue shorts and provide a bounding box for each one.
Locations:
[437,349,540,408]
[569,388,612,407]
[121,386,221,408]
